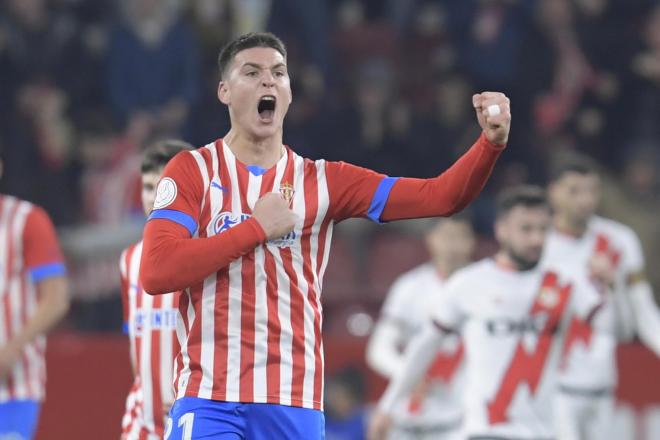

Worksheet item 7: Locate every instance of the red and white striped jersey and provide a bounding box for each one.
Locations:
[0,195,66,403]
[120,241,180,439]
[431,259,601,438]
[149,139,393,410]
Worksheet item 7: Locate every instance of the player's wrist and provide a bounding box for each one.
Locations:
[479,131,507,150]
[244,217,268,243]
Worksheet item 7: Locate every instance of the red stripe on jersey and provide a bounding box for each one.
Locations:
[150,294,163,432]
[280,247,306,405]
[182,146,214,398]
[487,272,572,424]
[210,146,232,400]
[237,164,257,402]
[257,165,282,404]
[264,248,281,403]
[301,161,323,409]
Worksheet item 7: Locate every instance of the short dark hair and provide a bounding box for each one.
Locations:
[217,32,287,80]
[549,157,597,183]
[141,140,193,174]
[496,185,548,218]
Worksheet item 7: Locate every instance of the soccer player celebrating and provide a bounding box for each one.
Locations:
[120,140,193,440]
[0,146,69,439]
[369,186,612,440]
[544,159,660,440]
[366,217,474,440]
[140,32,510,439]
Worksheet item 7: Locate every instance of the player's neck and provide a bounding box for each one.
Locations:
[553,214,588,238]
[223,128,284,169]
[432,259,456,279]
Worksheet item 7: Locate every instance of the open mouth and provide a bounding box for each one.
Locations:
[258,95,276,121]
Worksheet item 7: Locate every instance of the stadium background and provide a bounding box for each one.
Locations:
[1,0,660,438]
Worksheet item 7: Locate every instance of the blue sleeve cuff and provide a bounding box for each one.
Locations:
[122,322,129,334]
[30,262,67,283]
[149,209,198,236]
[367,177,400,224]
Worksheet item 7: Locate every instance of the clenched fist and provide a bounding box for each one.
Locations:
[252,192,297,240]
[473,92,511,146]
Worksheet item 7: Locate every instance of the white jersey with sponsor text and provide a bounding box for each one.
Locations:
[543,216,644,390]
[381,263,464,428]
[431,259,600,439]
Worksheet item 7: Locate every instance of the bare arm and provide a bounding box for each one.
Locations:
[0,276,69,379]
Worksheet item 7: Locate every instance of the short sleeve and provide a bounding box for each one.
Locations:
[147,151,204,236]
[324,161,396,223]
[620,229,646,284]
[22,207,66,283]
[430,275,467,331]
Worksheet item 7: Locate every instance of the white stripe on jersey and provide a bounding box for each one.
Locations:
[224,141,244,402]
[198,143,220,400]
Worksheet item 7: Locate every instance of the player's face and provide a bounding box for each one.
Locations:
[549,172,600,225]
[496,206,550,270]
[426,220,475,272]
[141,170,162,216]
[218,47,292,140]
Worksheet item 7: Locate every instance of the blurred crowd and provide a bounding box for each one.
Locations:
[2,0,660,296]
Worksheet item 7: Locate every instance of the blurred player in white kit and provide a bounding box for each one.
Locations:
[366,217,475,439]
[544,159,660,440]
[369,185,613,440]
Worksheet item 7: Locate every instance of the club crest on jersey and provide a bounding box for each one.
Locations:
[279,183,294,206]
[211,211,297,247]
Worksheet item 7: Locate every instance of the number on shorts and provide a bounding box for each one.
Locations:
[164,417,173,440]
[179,412,195,440]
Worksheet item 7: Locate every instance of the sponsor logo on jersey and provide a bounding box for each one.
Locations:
[133,309,178,336]
[211,211,297,248]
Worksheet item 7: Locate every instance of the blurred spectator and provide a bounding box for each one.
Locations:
[77,112,142,226]
[106,0,201,137]
[325,367,369,440]
[3,83,80,225]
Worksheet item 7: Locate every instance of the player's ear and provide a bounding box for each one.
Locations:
[218,81,230,105]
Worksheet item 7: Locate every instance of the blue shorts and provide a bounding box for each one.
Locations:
[0,400,40,440]
[166,397,325,440]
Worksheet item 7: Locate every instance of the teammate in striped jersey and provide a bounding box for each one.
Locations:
[0,146,69,439]
[120,140,193,440]
[366,217,474,440]
[544,159,660,440]
[369,186,613,440]
[139,32,511,439]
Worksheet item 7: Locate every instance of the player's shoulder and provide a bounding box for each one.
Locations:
[590,215,640,250]
[1,194,39,215]
[446,258,495,286]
